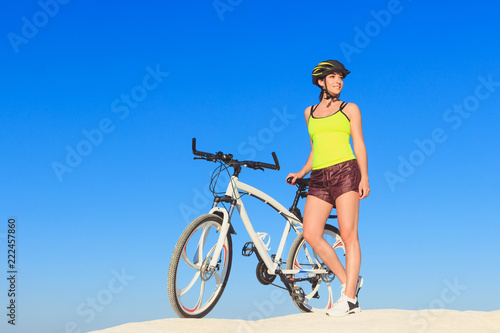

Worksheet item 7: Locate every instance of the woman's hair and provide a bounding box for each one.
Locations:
[319,90,325,101]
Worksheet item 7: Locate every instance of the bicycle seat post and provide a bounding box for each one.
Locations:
[289,184,307,221]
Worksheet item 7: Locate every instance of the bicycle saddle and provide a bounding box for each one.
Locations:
[287,177,310,187]
[295,178,310,187]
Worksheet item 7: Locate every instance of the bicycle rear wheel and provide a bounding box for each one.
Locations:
[286,224,345,313]
[167,214,233,318]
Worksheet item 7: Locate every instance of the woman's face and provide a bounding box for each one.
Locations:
[319,72,344,95]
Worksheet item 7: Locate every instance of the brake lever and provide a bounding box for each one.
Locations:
[243,162,264,171]
[194,156,216,162]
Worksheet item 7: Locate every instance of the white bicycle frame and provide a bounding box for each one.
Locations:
[207,175,330,276]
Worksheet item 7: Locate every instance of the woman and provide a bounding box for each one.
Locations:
[287,60,370,316]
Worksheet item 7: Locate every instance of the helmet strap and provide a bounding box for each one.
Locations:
[322,85,339,101]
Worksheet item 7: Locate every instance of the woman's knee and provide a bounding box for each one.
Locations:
[303,228,322,247]
[340,229,359,245]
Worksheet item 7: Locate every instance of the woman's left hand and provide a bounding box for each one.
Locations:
[358,178,370,199]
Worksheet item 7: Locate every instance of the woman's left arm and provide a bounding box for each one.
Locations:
[347,103,370,199]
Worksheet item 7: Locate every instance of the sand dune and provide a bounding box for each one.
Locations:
[89,309,500,333]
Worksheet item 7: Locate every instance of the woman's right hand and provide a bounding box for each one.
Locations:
[286,172,303,185]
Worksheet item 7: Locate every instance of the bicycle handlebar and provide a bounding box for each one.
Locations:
[192,138,280,171]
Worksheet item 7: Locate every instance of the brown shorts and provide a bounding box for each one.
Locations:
[308,159,361,208]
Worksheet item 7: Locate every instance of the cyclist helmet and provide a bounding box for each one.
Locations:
[312,60,350,86]
[312,60,350,100]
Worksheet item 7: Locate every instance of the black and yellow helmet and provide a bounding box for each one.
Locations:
[312,60,350,87]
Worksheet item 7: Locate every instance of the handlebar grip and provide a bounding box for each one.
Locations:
[192,138,215,158]
[272,152,280,171]
[246,152,280,170]
[196,151,213,158]
[257,162,278,170]
[192,138,197,154]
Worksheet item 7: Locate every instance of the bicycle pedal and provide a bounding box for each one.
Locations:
[292,286,305,303]
[242,242,256,257]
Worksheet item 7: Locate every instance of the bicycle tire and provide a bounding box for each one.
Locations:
[286,224,344,313]
[167,214,233,318]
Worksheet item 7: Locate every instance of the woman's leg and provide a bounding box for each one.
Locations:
[335,190,361,299]
[302,195,347,283]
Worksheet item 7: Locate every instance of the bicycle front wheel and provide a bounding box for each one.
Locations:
[286,224,345,313]
[167,214,233,318]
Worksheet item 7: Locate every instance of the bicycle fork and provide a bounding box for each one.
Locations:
[206,206,232,270]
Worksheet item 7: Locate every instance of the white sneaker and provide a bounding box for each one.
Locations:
[340,276,364,297]
[326,294,361,317]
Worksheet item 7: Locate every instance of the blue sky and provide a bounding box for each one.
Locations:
[1,0,500,332]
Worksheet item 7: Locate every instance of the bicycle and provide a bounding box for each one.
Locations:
[167,138,346,318]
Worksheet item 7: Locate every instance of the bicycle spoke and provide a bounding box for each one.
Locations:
[303,244,319,267]
[194,279,206,310]
[305,283,319,300]
[326,283,334,309]
[181,246,201,269]
[179,271,201,297]
[193,224,212,265]
[319,279,334,308]
[292,246,304,269]
[313,251,322,266]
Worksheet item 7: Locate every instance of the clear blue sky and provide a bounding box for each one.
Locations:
[1,0,500,332]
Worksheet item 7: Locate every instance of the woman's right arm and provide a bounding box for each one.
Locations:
[286,107,314,184]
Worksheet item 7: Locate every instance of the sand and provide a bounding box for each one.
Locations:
[89,309,500,333]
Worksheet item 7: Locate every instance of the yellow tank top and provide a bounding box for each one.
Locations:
[308,102,356,170]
